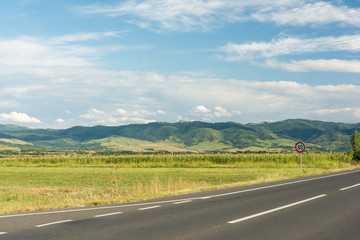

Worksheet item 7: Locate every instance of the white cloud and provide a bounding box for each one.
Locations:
[213,106,241,118]
[1,85,46,98]
[79,107,165,125]
[157,110,166,115]
[0,112,41,123]
[253,2,360,26]
[77,0,238,31]
[191,105,241,119]
[117,108,128,115]
[2,67,360,125]
[0,37,90,67]
[167,74,360,122]
[220,34,360,73]
[55,118,65,123]
[77,0,360,32]
[309,107,360,121]
[0,100,17,108]
[79,108,107,120]
[214,106,231,117]
[49,31,122,44]
[80,109,122,125]
[310,108,352,115]
[263,59,360,73]
[193,105,211,114]
[0,32,133,68]
[117,108,160,118]
[221,34,360,60]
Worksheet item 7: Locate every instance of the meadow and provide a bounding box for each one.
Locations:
[0,152,358,214]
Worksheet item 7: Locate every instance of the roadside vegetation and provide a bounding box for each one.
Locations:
[0,152,358,214]
[351,130,360,161]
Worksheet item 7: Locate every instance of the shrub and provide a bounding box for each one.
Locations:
[351,130,360,161]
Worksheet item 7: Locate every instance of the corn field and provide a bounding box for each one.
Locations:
[0,152,353,168]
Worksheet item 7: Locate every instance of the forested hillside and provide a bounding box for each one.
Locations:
[0,119,359,153]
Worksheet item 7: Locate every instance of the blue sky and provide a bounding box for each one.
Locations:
[0,0,359,128]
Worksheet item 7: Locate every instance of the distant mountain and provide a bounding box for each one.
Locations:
[0,124,29,132]
[0,119,359,153]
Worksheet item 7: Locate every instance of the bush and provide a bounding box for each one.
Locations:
[351,130,360,161]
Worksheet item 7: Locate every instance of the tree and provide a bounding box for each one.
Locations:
[351,130,360,161]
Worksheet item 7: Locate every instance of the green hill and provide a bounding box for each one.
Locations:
[0,119,359,153]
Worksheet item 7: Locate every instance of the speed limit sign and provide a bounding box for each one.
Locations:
[295,142,305,153]
[295,142,305,174]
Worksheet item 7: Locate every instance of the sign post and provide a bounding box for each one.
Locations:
[295,142,306,174]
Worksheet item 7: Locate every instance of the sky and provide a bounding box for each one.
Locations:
[0,0,359,128]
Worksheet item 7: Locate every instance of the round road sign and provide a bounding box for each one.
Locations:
[295,142,305,153]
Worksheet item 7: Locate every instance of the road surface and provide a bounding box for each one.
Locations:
[1,169,360,239]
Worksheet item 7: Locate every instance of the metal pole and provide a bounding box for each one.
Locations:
[300,152,302,175]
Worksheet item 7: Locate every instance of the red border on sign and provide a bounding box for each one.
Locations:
[295,142,305,153]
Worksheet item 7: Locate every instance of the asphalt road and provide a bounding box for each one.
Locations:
[1,169,360,240]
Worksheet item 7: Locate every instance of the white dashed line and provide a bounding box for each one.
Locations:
[35,220,73,228]
[0,232,7,235]
[199,196,212,199]
[340,183,360,191]
[228,194,327,224]
[138,206,161,211]
[94,212,122,218]
[173,200,192,204]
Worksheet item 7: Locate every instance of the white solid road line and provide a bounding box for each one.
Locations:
[228,194,327,224]
[35,220,73,228]
[340,183,360,191]
[94,212,122,218]
[0,232,7,235]
[138,206,161,211]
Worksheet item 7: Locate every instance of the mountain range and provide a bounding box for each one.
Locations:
[0,119,359,153]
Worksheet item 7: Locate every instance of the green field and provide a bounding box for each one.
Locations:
[0,153,358,214]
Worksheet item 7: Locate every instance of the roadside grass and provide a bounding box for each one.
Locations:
[0,153,358,214]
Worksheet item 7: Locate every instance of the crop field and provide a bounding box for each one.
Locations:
[0,152,358,214]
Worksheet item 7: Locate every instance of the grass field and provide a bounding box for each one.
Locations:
[0,153,358,214]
